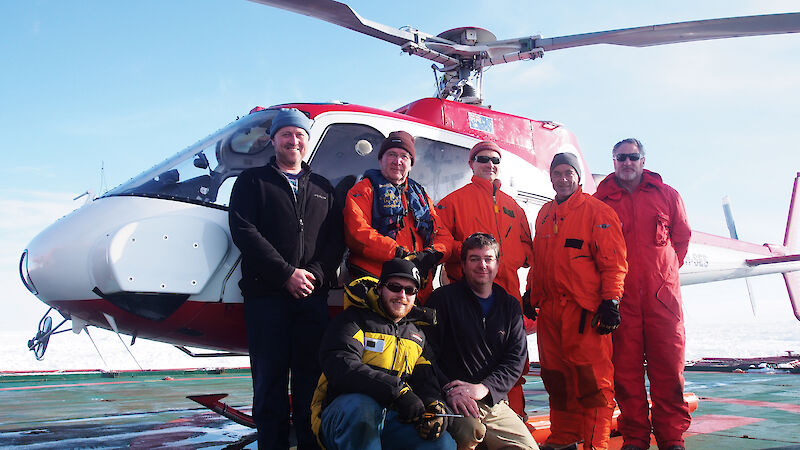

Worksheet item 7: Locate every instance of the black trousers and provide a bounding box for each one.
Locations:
[244,293,330,449]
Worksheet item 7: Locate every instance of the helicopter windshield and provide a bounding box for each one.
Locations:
[103,110,278,208]
[103,109,472,209]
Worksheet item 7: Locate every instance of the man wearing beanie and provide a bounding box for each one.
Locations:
[527,152,628,450]
[311,258,456,449]
[594,139,691,450]
[229,108,344,449]
[344,130,452,301]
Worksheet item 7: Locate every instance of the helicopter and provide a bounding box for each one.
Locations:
[17,0,800,423]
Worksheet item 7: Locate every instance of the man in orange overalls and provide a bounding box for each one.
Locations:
[594,138,691,450]
[344,131,452,301]
[529,152,628,450]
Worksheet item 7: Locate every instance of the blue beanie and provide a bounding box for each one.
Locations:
[269,108,312,139]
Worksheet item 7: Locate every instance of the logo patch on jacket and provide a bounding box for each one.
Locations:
[596,223,611,229]
[411,333,423,343]
[313,193,328,200]
[564,238,583,249]
[364,337,386,353]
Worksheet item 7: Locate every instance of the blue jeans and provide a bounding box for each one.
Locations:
[319,393,456,450]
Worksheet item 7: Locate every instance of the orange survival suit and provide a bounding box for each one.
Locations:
[528,186,627,450]
[344,174,452,301]
[594,169,692,450]
[436,175,532,301]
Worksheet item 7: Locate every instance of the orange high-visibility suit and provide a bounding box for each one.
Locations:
[594,170,692,450]
[436,175,533,300]
[344,176,452,300]
[529,187,627,450]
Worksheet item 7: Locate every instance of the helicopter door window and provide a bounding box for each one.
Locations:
[308,123,385,193]
[408,137,471,203]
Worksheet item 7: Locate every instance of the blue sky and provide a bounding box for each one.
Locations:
[2,1,799,351]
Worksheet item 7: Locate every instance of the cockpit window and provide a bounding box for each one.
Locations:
[103,109,278,208]
[308,124,470,204]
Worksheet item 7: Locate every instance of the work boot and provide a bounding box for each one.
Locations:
[620,446,645,450]
[663,446,685,450]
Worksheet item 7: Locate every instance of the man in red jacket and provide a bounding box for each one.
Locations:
[594,138,692,450]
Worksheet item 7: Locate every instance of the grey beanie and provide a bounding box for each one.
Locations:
[550,152,581,183]
[269,108,312,139]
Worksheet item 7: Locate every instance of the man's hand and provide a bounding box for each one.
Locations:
[393,388,425,424]
[443,380,488,418]
[591,299,621,334]
[407,248,443,277]
[415,400,450,440]
[284,268,316,299]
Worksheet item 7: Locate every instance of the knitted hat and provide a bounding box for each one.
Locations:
[380,258,421,288]
[269,108,312,139]
[378,131,416,165]
[469,140,502,161]
[550,152,582,183]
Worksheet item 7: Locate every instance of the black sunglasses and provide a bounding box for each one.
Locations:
[383,282,419,296]
[614,153,642,162]
[473,155,501,164]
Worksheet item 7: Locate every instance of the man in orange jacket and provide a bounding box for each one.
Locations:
[344,131,452,301]
[529,152,628,450]
[436,140,534,417]
[436,141,532,304]
[594,138,691,450]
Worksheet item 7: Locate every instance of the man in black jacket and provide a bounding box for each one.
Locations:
[426,233,538,449]
[229,108,344,449]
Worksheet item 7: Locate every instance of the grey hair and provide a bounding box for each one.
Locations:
[612,138,645,156]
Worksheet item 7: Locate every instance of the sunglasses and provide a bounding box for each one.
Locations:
[383,282,419,296]
[473,155,501,164]
[614,153,642,162]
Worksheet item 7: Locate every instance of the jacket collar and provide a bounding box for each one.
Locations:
[471,175,502,194]
[268,156,311,177]
[595,169,664,199]
[555,185,586,212]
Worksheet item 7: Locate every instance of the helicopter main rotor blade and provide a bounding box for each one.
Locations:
[535,12,800,52]
[247,0,460,66]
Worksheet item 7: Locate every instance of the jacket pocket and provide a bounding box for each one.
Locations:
[655,212,670,247]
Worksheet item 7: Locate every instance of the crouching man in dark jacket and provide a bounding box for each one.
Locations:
[311,258,456,450]
[426,233,538,449]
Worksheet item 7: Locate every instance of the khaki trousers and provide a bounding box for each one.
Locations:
[448,399,539,450]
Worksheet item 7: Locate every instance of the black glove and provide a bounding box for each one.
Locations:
[415,400,450,440]
[522,290,537,321]
[407,248,443,277]
[393,388,425,424]
[395,246,410,258]
[591,299,621,335]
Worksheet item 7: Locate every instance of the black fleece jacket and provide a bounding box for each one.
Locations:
[424,280,528,406]
[228,158,344,297]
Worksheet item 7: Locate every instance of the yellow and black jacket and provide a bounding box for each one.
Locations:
[310,276,443,439]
